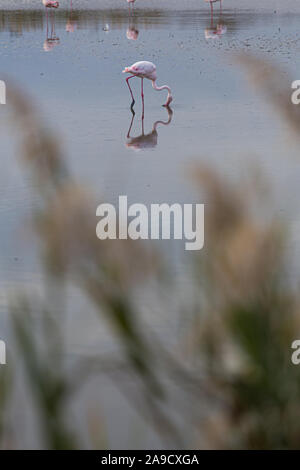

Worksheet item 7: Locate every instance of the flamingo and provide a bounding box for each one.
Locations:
[43,0,60,51]
[43,0,59,8]
[204,0,227,39]
[123,61,173,109]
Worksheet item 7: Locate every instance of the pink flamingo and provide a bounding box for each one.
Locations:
[43,0,60,51]
[43,0,59,38]
[123,61,173,110]
[204,0,227,39]
[43,0,59,8]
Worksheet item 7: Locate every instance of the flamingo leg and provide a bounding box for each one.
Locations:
[141,78,144,120]
[127,108,135,139]
[53,11,57,37]
[210,2,214,27]
[141,111,144,136]
[46,8,49,37]
[50,10,54,37]
[69,0,73,26]
[220,0,222,14]
[126,75,136,109]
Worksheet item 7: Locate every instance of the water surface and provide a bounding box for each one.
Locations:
[1,0,300,448]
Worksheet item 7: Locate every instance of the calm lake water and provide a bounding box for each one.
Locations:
[0,0,300,448]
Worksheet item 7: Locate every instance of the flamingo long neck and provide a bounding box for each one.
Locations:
[152,109,173,132]
[152,80,171,98]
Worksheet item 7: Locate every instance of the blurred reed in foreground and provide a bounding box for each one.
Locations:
[0,55,300,449]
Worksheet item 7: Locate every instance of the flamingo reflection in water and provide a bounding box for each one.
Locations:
[127,26,139,41]
[127,18,139,40]
[126,0,139,40]
[66,0,77,33]
[126,107,173,152]
[43,0,60,51]
[204,0,227,39]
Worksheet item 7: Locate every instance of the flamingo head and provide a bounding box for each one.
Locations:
[123,64,140,74]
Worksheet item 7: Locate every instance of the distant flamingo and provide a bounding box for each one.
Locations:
[43,0,59,36]
[123,61,173,109]
[43,0,59,8]
[43,0,60,51]
[205,0,227,39]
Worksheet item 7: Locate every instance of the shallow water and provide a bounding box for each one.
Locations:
[0,1,299,261]
[1,0,300,448]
